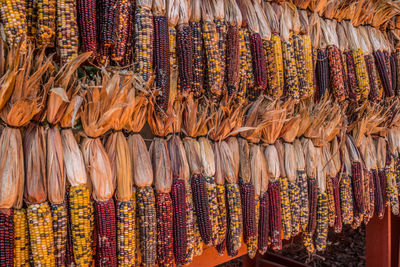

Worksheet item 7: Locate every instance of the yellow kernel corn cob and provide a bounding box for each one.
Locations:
[14,208,30,267]
[280,177,292,240]
[282,34,300,99]
[205,176,219,246]
[238,27,249,102]
[117,198,136,266]
[0,0,27,48]
[27,202,56,266]
[387,160,399,216]
[293,34,309,99]
[263,33,284,98]
[301,34,314,98]
[244,28,255,92]
[69,185,93,266]
[288,180,300,237]
[226,183,242,257]
[315,191,328,251]
[340,174,354,225]
[50,203,68,266]
[216,184,227,245]
[352,48,370,101]
[303,232,315,253]
[37,0,56,47]
[246,198,259,259]
[56,0,79,63]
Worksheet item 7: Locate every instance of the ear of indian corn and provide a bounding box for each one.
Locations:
[98,0,117,48]
[340,173,354,224]
[226,183,242,257]
[250,33,268,91]
[307,177,318,234]
[352,162,365,219]
[288,180,300,237]
[353,48,370,101]
[331,175,342,233]
[268,180,282,251]
[239,181,256,244]
[37,0,56,47]
[316,49,329,100]
[171,179,187,264]
[77,0,97,52]
[226,25,240,95]
[345,51,358,101]
[282,34,300,99]
[247,198,259,258]
[155,192,174,266]
[280,176,292,240]
[184,181,195,264]
[298,170,309,232]
[258,191,269,255]
[303,232,315,253]
[51,203,68,266]
[177,24,194,92]
[112,0,134,63]
[315,190,328,251]
[27,0,37,42]
[65,187,75,266]
[387,158,399,215]
[390,52,397,96]
[13,208,30,266]
[362,169,371,224]
[216,183,227,247]
[116,198,136,266]
[56,0,79,63]
[327,45,346,101]
[326,175,335,228]
[302,34,314,98]
[0,209,13,266]
[378,170,388,208]
[215,17,226,84]
[237,27,250,101]
[364,54,381,102]
[293,34,311,99]
[190,21,205,96]
[0,0,27,48]
[263,33,284,98]
[206,176,219,246]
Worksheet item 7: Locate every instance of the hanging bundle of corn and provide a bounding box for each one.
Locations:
[56,0,79,63]
[330,137,343,232]
[262,2,284,98]
[0,1,27,49]
[125,94,157,267]
[240,0,268,92]
[135,0,154,88]
[224,0,242,96]
[294,139,309,232]
[167,0,179,103]
[315,147,328,252]
[341,141,355,225]
[201,0,223,97]
[285,142,300,237]
[111,0,134,64]
[36,0,56,47]
[81,74,133,266]
[189,0,204,96]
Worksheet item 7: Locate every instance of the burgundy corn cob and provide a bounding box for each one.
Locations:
[191,174,212,245]
[331,175,342,233]
[268,180,282,251]
[258,191,269,255]
[77,0,97,52]
[226,183,242,257]
[98,0,117,47]
[307,177,318,234]
[365,55,379,102]
[0,209,13,267]
[379,169,388,207]
[368,170,375,220]
[345,51,358,101]
[177,24,194,92]
[372,169,384,219]
[327,45,346,101]
[374,50,393,97]
[190,21,204,96]
[94,198,117,267]
[155,192,174,266]
[154,15,170,112]
[226,25,240,95]
[363,168,371,224]
[391,52,397,96]
[352,162,365,216]
[171,179,187,265]
[384,50,392,91]
[216,239,226,255]
[250,33,268,91]
[112,0,134,63]
[239,181,256,242]
[316,49,329,100]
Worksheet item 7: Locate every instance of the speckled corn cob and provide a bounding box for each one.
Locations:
[226,183,242,257]
[216,184,227,246]
[184,181,195,264]
[77,0,97,52]
[37,0,56,47]
[215,18,226,84]
[326,176,335,228]
[352,162,365,219]
[226,25,240,95]
[51,203,68,266]
[315,190,328,251]
[298,171,309,232]
[353,48,370,101]
[155,193,174,267]
[117,200,136,266]
[0,0,27,48]
[365,54,380,102]
[379,170,388,208]
[387,160,399,215]
[282,34,300,99]
[368,170,376,219]
[390,52,397,96]
[345,51,358,101]
[263,33,284,98]
[192,211,203,257]
[331,175,342,233]
[250,33,268,91]
[302,34,314,98]
[112,0,134,62]
[268,180,282,251]
[327,45,346,101]
[293,34,310,99]
[307,178,318,234]
[57,0,79,63]
[244,29,255,92]
[136,186,157,267]
[239,181,256,244]
[303,232,315,253]
[69,185,93,266]
[65,187,75,266]
[0,210,13,267]
[27,0,37,42]
[205,176,219,246]
[280,177,292,240]
[202,21,223,96]
[247,198,259,259]
[134,5,154,87]
[340,174,354,224]
[316,49,329,100]
[14,208,30,266]
[258,191,269,255]
[288,180,300,237]
[171,179,187,265]
[395,157,400,196]
[177,24,193,93]
[27,202,56,266]
[190,21,204,96]
[237,27,250,101]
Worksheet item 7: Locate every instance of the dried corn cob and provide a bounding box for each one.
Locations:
[384,50,393,94]
[307,177,318,234]
[293,34,310,99]
[112,0,134,63]
[298,170,309,232]
[315,190,328,251]
[177,24,194,92]
[207,176,219,246]
[226,25,240,95]
[362,169,371,224]
[27,203,56,266]
[387,159,399,215]
[353,48,370,101]
[226,183,242,257]
[379,170,388,207]
[280,177,292,240]
[352,162,365,219]
[134,0,154,87]
[116,199,136,266]
[247,198,259,258]
[0,0,27,48]
[37,0,56,46]
[136,186,157,266]
[240,181,256,244]
[282,34,300,99]
[155,193,174,266]
[258,191,269,255]
[303,232,315,253]
[368,170,376,219]
[326,175,335,228]
[190,21,204,96]
[216,183,227,247]
[237,27,249,100]
[331,175,342,233]
[0,210,13,266]
[268,180,282,251]
[345,51,358,101]
[250,33,268,91]
[27,0,37,42]
[365,55,381,102]
[98,0,117,48]
[328,45,346,101]
[263,33,284,98]
[171,179,187,264]
[65,187,74,266]
[215,17,226,84]
[57,0,79,63]
[77,0,97,52]
[13,208,30,266]
[288,180,300,237]
[302,34,314,98]
[316,49,329,100]
[340,173,354,224]
[184,181,195,264]
[51,203,68,266]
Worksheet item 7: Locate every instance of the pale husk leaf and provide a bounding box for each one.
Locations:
[227,137,240,182]
[375,137,387,169]
[220,141,236,184]
[322,144,336,178]
[129,134,154,187]
[330,137,341,176]
[198,137,215,178]
[168,135,190,181]
[213,142,225,185]
[316,147,326,192]
[294,138,306,171]
[302,137,317,178]
[284,143,297,182]
[275,140,286,178]
[153,0,166,16]
[224,0,242,26]
[150,138,172,193]
[190,0,201,22]
[47,127,65,204]
[249,143,264,196]
[183,137,202,175]
[264,144,280,181]
[238,138,251,183]
[168,0,180,25]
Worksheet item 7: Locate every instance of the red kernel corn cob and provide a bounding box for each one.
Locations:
[177,24,194,92]
[250,33,268,91]
[226,25,240,95]
[331,175,342,233]
[307,177,318,234]
[258,191,269,255]
[155,192,174,266]
[171,179,187,265]
[268,180,282,251]
[77,0,97,52]
[239,181,256,243]
[327,45,346,101]
[112,0,134,63]
[0,209,13,267]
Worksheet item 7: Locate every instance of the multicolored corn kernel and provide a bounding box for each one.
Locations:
[280,177,292,240]
[0,0,27,48]
[298,170,309,232]
[77,0,97,52]
[37,0,56,47]
[288,180,301,237]
[345,51,358,101]
[247,198,259,259]
[293,34,310,99]
[190,21,204,96]
[215,18,226,84]
[171,179,187,265]
[111,0,134,63]
[27,202,56,266]
[244,28,255,92]
[14,208,30,266]
[184,181,195,264]
[352,162,365,217]
[302,34,314,98]
[238,27,249,101]
[387,160,399,216]
[239,181,256,242]
[282,35,300,99]
[316,49,329,100]
[302,232,315,253]
[362,169,371,224]
[250,33,268,91]
[155,192,174,267]
[353,48,370,101]
[27,0,37,42]
[98,0,117,47]
[191,174,212,245]
[340,173,354,224]
[307,177,318,234]
[226,25,240,95]
[258,191,269,255]
[51,203,68,266]
[379,169,388,207]
[326,175,335,228]
[177,24,194,93]
[327,45,346,101]
[136,186,157,267]
[268,180,282,251]
[263,33,284,98]
[56,0,79,63]
[331,175,342,233]
[365,54,380,102]
[316,190,328,252]
[116,200,136,266]
[216,183,227,246]
[205,176,219,246]
[0,209,14,267]
[226,183,242,257]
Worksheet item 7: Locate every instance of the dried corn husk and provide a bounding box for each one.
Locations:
[129,134,154,187]
[264,144,280,182]
[330,137,341,176]
[316,147,326,192]
[47,127,65,204]
[181,94,208,138]
[227,137,240,182]
[168,135,190,181]
[238,138,251,184]
[199,137,215,178]
[343,142,352,177]
[213,142,225,185]
[284,143,297,182]
[294,139,305,171]
[375,137,387,170]
[250,143,265,196]
[260,99,287,144]
[302,138,317,178]
[280,104,301,143]
[220,141,236,184]
[150,138,172,193]
[184,137,202,176]
[275,140,287,179]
